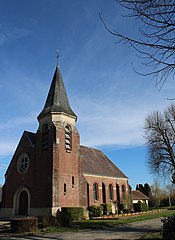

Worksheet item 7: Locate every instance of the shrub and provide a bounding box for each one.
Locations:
[133,203,141,212]
[167,206,175,211]
[37,216,57,229]
[118,203,125,214]
[133,202,148,212]
[59,207,84,227]
[123,209,129,213]
[11,217,38,233]
[61,210,72,227]
[141,202,149,211]
[63,207,84,220]
[101,203,112,215]
[88,205,102,218]
[161,215,175,240]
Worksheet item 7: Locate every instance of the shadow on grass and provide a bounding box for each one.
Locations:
[73,219,120,230]
[140,232,162,239]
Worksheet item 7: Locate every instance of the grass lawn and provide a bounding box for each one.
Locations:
[73,210,175,230]
[141,232,163,239]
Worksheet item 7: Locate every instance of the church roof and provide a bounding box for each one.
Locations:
[38,66,77,120]
[24,131,36,146]
[132,190,150,200]
[80,145,128,179]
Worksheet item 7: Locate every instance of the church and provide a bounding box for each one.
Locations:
[0,65,131,218]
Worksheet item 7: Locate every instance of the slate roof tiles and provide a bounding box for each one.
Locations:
[38,66,77,120]
[80,145,128,179]
[132,190,150,200]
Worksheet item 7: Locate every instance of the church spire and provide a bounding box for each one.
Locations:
[38,66,77,120]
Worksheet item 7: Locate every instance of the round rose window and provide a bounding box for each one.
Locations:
[17,154,29,174]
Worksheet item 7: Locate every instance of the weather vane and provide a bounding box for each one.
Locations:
[56,49,60,66]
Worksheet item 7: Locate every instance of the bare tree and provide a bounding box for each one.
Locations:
[144,104,175,183]
[100,0,175,87]
[150,179,167,207]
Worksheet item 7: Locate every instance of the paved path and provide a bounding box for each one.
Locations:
[0,218,163,240]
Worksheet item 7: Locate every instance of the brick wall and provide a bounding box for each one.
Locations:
[52,120,81,208]
[83,175,129,206]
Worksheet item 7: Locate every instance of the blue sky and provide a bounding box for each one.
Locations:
[0,0,174,188]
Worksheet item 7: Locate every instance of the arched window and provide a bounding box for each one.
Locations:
[121,185,126,200]
[109,184,113,201]
[65,124,72,152]
[93,183,98,201]
[42,124,49,151]
[116,183,120,203]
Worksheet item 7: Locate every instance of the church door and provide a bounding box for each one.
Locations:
[19,191,28,215]
[102,182,106,203]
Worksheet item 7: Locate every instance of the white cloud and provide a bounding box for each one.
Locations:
[0,141,17,156]
[0,22,31,46]
[0,113,38,156]
[0,113,36,131]
[0,164,7,169]
[74,78,174,149]
[77,106,145,147]
[0,33,7,45]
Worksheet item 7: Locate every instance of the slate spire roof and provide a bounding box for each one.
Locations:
[38,66,77,120]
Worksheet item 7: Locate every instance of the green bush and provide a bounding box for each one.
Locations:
[88,205,102,218]
[123,209,129,213]
[118,203,125,214]
[141,202,148,211]
[162,215,175,240]
[133,202,148,212]
[62,207,84,220]
[60,207,84,227]
[11,217,38,233]
[37,216,57,229]
[101,203,112,215]
[167,206,175,210]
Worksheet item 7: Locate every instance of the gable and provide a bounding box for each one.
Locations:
[80,145,128,179]
[5,131,36,177]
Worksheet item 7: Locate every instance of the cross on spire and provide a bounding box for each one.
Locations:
[56,50,60,66]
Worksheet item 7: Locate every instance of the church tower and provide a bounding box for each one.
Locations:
[36,66,80,215]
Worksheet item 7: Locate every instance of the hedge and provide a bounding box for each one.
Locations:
[11,217,38,233]
[133,202,148,212]
[37,215,57,229]
[59,207,84,227]
[88,205,102,218]
[101,203,112,215]
[162,215,175,240]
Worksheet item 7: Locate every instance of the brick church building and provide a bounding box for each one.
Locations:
[0,65,131,218]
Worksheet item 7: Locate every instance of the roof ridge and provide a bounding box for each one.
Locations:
[80,145,101,152]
